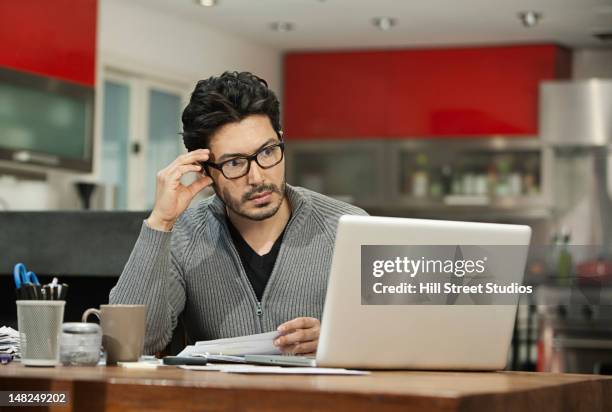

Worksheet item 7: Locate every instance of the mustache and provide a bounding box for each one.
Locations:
[242,184,280,202]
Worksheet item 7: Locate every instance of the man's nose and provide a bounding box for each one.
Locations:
[246,159,264,185]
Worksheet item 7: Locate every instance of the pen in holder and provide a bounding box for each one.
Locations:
[14,274,69,301]
[42,277,69,300]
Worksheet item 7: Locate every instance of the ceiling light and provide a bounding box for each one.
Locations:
[270,22,295,32]
[196,0,217,6]
[593,31,612,42]
[518,11,542,28]
[372,17,397,31]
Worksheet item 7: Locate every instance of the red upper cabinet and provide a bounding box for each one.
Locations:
[283,44,571,139]
[283,51,390,138]
[387,45,571,137]
[0,0,97,86]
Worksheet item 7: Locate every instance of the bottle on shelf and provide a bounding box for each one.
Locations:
[412,153,429,198]
[557,231,573,287]
[509,172,523,196]
[494,157,511,197]
[452,167,463,195]
[441,164,453,195]
[474,166,488,196]
[429,181,443,198]
[487,162,498,198]
[401,154,415,194]
[523,159,539,195]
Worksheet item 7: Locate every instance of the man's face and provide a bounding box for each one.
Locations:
[207,114,286,221]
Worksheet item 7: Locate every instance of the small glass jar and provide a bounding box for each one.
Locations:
[60,322,102,366]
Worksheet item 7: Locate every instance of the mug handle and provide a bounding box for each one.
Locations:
[82,308,101,323]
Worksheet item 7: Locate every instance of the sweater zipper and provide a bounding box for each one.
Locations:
[219,201,301,333]
[220,221,265,332]
[257,208,298,316]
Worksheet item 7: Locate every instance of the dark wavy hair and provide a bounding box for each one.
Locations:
[181,71,281,152]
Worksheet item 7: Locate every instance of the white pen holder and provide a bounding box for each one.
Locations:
[16,300,65,366]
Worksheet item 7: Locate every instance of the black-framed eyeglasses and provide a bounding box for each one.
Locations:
[203,141,285,179]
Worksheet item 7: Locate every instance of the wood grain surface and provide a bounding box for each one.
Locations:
[1,364,610,412]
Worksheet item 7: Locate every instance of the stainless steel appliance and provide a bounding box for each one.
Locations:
[538,79,612,374]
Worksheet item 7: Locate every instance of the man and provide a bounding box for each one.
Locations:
[109,71,367,355]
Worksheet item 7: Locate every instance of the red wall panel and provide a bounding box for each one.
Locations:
[0,0,97,86]
[283,44,571,139]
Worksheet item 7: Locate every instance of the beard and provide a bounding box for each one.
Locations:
[218,178,287,221]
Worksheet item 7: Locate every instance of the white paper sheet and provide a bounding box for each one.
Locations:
[179,364,271,372]
[0,326,20,358]
[180,364,370,375]
[117,361,162,369]
[222,367,370,375]
[178,331,282,357]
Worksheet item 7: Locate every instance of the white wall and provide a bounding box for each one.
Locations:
[0,0,282,210]
[98,0,282,91]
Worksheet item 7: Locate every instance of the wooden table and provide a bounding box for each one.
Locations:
[0,363,611,412]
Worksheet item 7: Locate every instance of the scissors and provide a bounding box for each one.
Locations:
[13,263,40,289]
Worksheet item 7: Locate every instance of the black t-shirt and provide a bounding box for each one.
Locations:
[226,218,286,302]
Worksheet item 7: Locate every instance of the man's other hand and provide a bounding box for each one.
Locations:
[274,317,320,355]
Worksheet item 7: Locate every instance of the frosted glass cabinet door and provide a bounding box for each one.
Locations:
[146,89,183,209]
[101,81,130,209]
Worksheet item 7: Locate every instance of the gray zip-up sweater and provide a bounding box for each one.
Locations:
[109,184,367,354]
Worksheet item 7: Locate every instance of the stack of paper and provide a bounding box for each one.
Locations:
[0,326,20,359]
[178,331,281,357]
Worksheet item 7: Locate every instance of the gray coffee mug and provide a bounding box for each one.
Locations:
[82,304,145,365]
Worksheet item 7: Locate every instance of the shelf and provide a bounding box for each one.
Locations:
[286,138,552,219]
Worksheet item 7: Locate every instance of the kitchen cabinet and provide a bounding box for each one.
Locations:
[0,0,97,86]
[283,45,571,139]
[387,45,570,136]
[0,0,97,172]
[286,138,551,219]
[285,140,387,208]
[388,138,551,216]
[283,51,389,138]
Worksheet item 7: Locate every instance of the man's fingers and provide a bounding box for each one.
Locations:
[274,328,319,347]
[186,175,213,196]
[177,164,203,175]
[165,163,204,182]
[172,149,210,167]
[274,317,321,352]
[277,317,318,334]
[158,163,200,183]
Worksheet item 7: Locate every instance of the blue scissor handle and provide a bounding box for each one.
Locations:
[13,263,39,288]
[13,263,27,289]
[26,271,40,286]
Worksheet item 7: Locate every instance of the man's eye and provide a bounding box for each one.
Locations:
[262,148,273,156]
[228,159,242,167]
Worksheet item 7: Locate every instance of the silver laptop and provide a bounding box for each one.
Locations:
[247,215,531,370]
